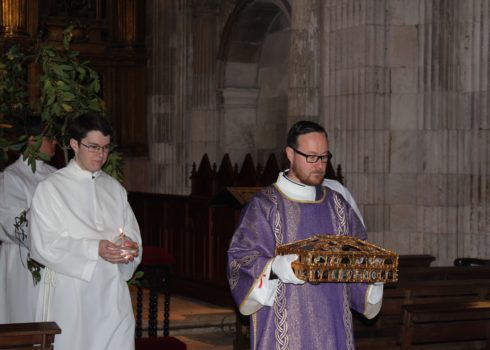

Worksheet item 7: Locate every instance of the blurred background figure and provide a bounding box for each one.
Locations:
[0,115,57,323]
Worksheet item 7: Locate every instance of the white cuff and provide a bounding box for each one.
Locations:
[271,254,305,285]
[363,283,384,319]
[238,259,279,315]
[367,283,384,304]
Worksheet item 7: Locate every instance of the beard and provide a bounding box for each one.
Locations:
[291,164,325,186]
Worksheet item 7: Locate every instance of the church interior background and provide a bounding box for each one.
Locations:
[1,0,489,272]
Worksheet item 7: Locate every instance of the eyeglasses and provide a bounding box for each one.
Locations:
[80,142,111,153]
[290,146,332,163]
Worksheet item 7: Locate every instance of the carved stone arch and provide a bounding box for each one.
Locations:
[217,0,291,167]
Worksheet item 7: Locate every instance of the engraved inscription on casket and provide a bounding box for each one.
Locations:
[276,235,398,284]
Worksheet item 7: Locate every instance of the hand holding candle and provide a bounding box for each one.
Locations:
[113,228,139,262]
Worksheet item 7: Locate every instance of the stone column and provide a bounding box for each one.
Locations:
[190,1,220,165]
[411,0,490,264]
[287,0,321,126]
[319,0,490,265]
[320,0,390,247]
[146,0,191,194]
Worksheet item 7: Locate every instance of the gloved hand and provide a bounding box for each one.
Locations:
[368,282,384,304]
[271,254,305,285]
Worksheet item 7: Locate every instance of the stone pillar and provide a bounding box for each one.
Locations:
[410,0,490,264]
[190,1,219,165]
[385,0,422,257]
[320,0,390,247]
[318,0,490,265]
[287,0,321,126]
[146,0,191,194]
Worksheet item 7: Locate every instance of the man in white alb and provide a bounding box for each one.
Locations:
[29,113,141,350]
[0,116,57,323]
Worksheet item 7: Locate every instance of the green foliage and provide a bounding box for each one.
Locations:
[0,45,28,120]
[0,25,122,180]
[127,270,145,286]
[103,148,124,182]
[13,209,42,285]
[27,256,43,286]
[13,209,29,246]
[0,46,28,168]
[36,26,105,150]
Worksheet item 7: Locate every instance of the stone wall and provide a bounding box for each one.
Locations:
[318,0,490,265]
[143,0,489,264]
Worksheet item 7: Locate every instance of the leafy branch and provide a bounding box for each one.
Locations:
[13,209,42,285]
[0,25,123,181]
[127,270,145,286]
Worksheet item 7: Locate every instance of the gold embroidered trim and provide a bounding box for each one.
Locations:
[274,282,289,350]
[266,187,290,350]
[230,251,259,290]
[342,284,355,350]
[333,192,348,235]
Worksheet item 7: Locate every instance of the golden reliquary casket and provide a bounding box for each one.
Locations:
[276,235,398,284]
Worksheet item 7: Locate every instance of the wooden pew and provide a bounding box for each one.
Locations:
[0,322,61,349]
[399,300,490,349]
[355,279,490,349]
[398,265,490,282]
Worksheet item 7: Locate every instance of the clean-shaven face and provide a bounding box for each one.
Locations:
[70,130,110,173]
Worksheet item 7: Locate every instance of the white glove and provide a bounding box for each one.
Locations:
[271,254,305,285]
[368,282,384,304]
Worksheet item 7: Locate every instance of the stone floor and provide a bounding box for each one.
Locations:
[131,286,236,349]
[171,295,235,350]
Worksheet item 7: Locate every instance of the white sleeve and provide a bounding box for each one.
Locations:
[0,173,28,245]
[29,182,99,282]
[239,258,279,315]
[117,197,143,281]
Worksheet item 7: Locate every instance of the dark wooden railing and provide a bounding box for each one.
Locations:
[0,322,61,349]
[189,152,342,196]
[129,153,343,305]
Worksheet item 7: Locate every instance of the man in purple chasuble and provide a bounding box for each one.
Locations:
[227,121,383,350]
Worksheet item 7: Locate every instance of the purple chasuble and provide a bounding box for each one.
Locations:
[227,184,367,350]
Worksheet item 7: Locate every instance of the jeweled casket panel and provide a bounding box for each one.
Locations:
[276,235,398,284]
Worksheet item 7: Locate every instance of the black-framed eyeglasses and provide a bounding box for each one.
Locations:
[290,146,332,163]
[80,142,111,154]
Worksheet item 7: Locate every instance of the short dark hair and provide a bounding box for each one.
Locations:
[286,120,328,148]
[69,113,112,142]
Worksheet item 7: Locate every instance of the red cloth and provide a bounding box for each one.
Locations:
[136,336,186,350]
[141,246,176,266]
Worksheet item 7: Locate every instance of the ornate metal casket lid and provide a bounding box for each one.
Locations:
[276,234,398,284]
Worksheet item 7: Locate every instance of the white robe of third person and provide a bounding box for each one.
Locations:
[0,157,56,323]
